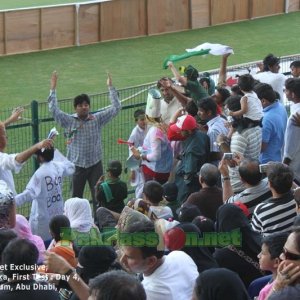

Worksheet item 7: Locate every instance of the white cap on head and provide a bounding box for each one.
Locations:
[146,88,162,118]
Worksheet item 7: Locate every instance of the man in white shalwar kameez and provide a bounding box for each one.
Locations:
[0,120,53,195]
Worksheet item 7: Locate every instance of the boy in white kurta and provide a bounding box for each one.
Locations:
[127,109,147,198]
[15,148,75,241]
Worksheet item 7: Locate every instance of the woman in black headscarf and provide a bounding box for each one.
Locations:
[192,268,251,300]
[67,246,122,300]
[172,223,218,272]
[192,216,215,255]
[214,204,263,288]
[76,246,121,282]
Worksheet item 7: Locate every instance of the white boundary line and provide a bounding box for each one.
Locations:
[0,0,111,13]
[120,85,156,104]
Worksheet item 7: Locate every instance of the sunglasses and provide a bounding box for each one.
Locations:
[283,247,300,261]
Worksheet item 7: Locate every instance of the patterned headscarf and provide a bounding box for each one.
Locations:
[0,180,15,229]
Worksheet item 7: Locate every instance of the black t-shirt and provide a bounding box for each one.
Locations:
[96,179,128,213]
[185,186,223,221]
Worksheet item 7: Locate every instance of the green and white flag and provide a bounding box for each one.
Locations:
[163,42,234,69]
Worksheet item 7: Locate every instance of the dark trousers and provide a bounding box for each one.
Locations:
[72,160,103,216]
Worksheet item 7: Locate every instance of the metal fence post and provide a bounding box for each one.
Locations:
[31,100,39,171]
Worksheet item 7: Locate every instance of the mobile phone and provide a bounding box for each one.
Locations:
[259,163,269,174]
[223,153,234,160]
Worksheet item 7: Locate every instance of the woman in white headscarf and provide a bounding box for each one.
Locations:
[64,197,102,248]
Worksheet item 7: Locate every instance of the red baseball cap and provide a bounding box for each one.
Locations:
[170,115,197,132]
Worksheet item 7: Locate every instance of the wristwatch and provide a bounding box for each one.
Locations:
[222,176,230,182]
[64,268,76,276]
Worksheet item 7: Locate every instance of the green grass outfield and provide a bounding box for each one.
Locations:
[0,12,299,110]
[0,0,99,10]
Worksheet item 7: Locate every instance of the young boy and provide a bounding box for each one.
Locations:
[229,74,263,126]
[256,232,289,300]
[127,180,173,220]
[95,160,128,214]
[15,147,75,242]
[127,109,147,198]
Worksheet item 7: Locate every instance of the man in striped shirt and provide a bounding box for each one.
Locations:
[218,95,262,193]
[251,163,297,236]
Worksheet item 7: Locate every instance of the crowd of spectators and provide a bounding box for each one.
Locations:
[0,54,300,300]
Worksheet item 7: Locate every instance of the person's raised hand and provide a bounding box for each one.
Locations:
[37,139,54,150]
[218,158,229,177]
[167,61,174,69]
[232,152,244,166]
[95,175,105,188]
[4,107,24,127]
[10,107,24,122]
[272,261,300,292]
[44,251,71,275]
[223,53,231,59]
[51,71,58,90]
[170,107,185,124]
[107,72,112,87]
[159,78,172,89]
